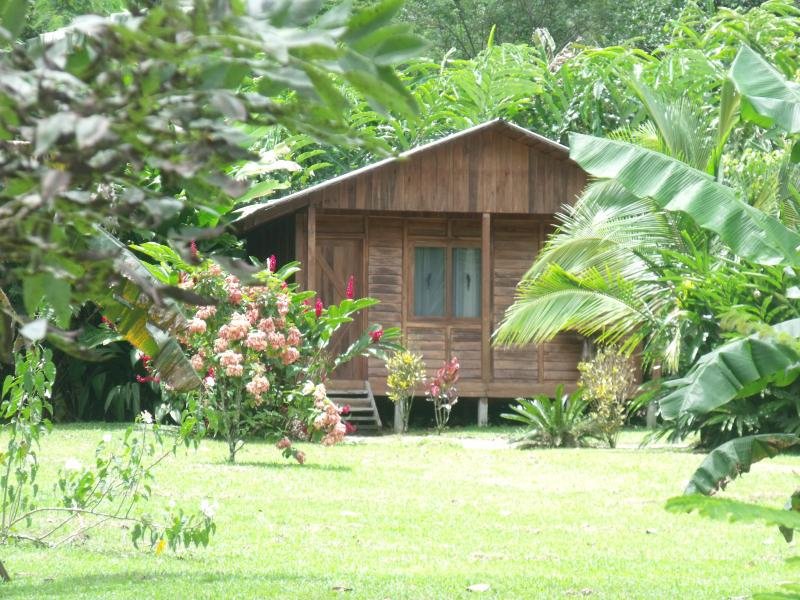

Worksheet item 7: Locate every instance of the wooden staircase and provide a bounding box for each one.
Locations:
[328,381,382,434]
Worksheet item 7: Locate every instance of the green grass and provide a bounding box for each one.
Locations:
[2,424,799,599]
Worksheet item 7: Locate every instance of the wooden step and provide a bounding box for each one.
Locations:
[329,381,382,433]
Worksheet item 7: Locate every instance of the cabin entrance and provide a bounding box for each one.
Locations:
[315,236,366,382]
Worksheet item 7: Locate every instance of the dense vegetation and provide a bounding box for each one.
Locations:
[6,0,800,595]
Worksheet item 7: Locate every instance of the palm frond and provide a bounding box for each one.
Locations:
[494,264,664,352]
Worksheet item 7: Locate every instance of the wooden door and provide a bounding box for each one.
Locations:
[315,236,366,381]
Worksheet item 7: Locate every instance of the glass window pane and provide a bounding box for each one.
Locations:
[452,248,481,318]
[414,247,445,317]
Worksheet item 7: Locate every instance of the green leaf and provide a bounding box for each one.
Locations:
[235,180,289,204]
[730,46,800,134]
[682,434,800,495]
[0,0,28,41]
[659,318,800,422]
[343,0,403,43]
[666,494,800,531]
[569,133,800,267]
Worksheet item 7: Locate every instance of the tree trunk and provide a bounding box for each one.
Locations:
[0,559,10,582]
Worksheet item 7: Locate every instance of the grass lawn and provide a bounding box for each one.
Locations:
[2,424,799,599]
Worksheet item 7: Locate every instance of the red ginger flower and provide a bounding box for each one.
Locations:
[268,254,277,272]
[315,298,323,318]
[189,240,198,258]
[345,275,355,299]
[370,328,383,343]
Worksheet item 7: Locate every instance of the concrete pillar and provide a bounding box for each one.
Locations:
[477,397,488,427]
[393,402,403,434]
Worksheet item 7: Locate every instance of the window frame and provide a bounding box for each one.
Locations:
[408,239,482,322]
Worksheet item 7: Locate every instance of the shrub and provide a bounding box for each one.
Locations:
[168,256,397,462]
[502,385,595,448]
[386,349,426,433]
[0,345,213,565]
[425,357,459,434]
[577,346,638,448]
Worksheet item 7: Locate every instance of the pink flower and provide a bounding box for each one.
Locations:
[340,404,351,416]
[187,318,207,334]
[281,347,300,365]
[258,317,275,333]
[287,326,301,346]
[190,240,198,258]
[190,354,205,371]
[344,421,357,435]
[370,328,383,343]
[208,263,222,276]
[345,275,355,299]
[267,332,286,349]
[224,364,243,377]
[295,451,306,465]
[245,375,270,397]
[196,305,217,320]
[213,337,229,353]
[224,313,250,340]
[218,350,243,367]
[313,383,327,402]
[276,437,291,450]
[315,298,323,318]
[268,255,277,272]
[274,317,285,330]
[245,331,269,352]
[276,294,290,317]
[228,287,243,304]
[246,308,260,325]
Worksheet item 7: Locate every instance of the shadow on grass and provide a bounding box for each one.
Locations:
[0,570,315,598]
[233,460,352,472]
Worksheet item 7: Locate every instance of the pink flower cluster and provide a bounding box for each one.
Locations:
[314,401,347,446]
[245,375,270,403]
[219,350,243,377]
[225,274,242,304]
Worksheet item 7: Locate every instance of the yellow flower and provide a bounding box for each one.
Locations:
[155,538,167,555]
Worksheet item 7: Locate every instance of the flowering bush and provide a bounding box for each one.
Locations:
[155,251,398,463]
[426,357,460,434]
[386,349,426,433]
[577,346,638,448]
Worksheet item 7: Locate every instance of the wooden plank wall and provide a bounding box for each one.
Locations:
[311,129,586,215]
[308,212,584,397]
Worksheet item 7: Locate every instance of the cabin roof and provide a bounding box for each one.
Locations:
[233,119,571,232]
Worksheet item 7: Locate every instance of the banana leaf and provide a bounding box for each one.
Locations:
[666,494,800,531]
[569,133,800,267]
[681,433,800,495]
[730,45,800,135]
[659,318,800,421]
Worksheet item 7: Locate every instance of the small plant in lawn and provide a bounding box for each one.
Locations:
[502,385,595,448]
[386,349,426,433]
[147,248,399,463]
[426,357,459,434]
[0,345,214,580]
[577,346,638,448]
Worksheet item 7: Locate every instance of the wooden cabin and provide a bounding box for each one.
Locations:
[234,119,588,424]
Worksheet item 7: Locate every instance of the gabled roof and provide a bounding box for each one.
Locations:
[233,119,570,232]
